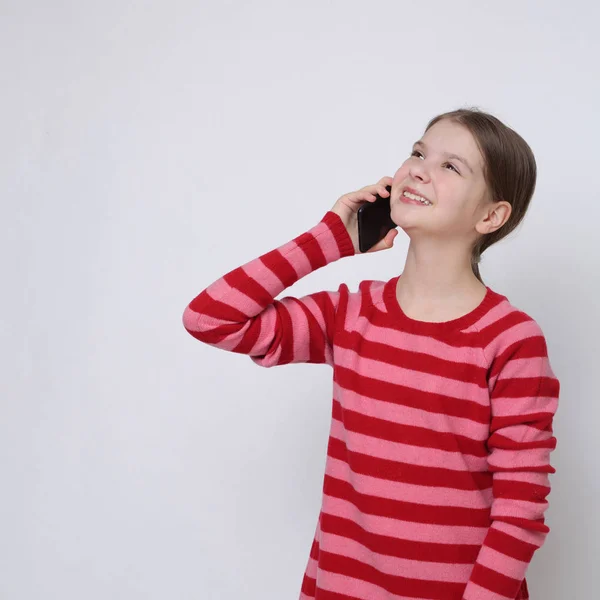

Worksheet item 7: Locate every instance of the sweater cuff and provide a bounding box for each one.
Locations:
[320,211,356,258]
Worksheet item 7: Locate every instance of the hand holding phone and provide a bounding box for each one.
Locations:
[357,184,396,253]
[330,178,398,254]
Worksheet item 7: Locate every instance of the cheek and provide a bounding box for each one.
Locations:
[392,161,411,185]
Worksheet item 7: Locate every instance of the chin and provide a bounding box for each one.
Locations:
[391,209,437,237]
[390,206,421,228]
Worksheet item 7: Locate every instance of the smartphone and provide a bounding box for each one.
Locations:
[357,185,396,253]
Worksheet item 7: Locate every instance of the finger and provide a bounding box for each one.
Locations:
[378,176,393,185]
[358,185,385,199]
[351,191,377,203]
[367,227,398,253]
[342,192,369,206]
[378,228,398,250]
[366,181,391,197]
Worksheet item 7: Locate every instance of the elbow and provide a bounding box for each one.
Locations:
[181,302,246,351]
[182,305,203,338]
[181,289,216,339]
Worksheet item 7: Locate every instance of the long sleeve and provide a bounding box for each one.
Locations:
[182,211,355,367]
[462,322,560,600]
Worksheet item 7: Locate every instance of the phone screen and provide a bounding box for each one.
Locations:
[357,185,396,253]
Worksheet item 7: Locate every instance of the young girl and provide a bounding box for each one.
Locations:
[182,108,560,600]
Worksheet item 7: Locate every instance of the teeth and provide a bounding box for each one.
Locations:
[403,191,431,205]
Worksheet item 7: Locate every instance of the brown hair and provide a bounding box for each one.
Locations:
[425,107,537,285]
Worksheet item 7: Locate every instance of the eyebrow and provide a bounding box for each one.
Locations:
[413,140,474,174]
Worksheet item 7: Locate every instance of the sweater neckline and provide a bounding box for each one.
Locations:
[382,274,503,334]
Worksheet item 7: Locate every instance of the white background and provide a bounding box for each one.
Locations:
[2,1,598,598]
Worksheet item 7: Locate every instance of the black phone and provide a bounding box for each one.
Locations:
[357,185,396,253]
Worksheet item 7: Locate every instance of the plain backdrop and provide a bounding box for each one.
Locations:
[2,1,599,599]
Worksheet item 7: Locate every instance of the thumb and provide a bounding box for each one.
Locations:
[368,228,399,253]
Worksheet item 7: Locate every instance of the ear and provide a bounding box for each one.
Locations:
[475,200,512,235]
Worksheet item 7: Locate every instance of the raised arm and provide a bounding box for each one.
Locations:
[182,177,398,367]
[182,212,354,367]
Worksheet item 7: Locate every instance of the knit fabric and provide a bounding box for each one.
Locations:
[182,211,560,600]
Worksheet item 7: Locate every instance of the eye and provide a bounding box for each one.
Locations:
[411,150,460,174]
[443,162,460,174]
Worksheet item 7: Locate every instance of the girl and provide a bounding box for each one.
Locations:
[182,108,560,600]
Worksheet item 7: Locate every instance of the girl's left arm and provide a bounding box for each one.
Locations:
[462,321,560,600]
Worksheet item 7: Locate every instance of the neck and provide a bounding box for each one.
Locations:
[397,237,485,306]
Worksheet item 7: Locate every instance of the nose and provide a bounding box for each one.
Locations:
[409,159,431,183]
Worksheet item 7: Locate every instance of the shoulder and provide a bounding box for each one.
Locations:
[355,279,389,311]
[483,294,560,391]
[331,279,388,321]
[333,279,387,301]
[481,290,550,361]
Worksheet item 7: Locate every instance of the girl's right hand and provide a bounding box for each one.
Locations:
[330,176,399,254]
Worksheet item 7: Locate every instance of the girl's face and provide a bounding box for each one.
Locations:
[390,119,491,240]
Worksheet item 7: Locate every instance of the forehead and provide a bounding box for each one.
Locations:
[421,120,484,171]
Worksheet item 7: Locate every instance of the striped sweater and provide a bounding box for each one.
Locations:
[182,211,560,600]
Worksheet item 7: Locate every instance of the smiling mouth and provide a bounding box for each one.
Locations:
[401,190,432,206]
